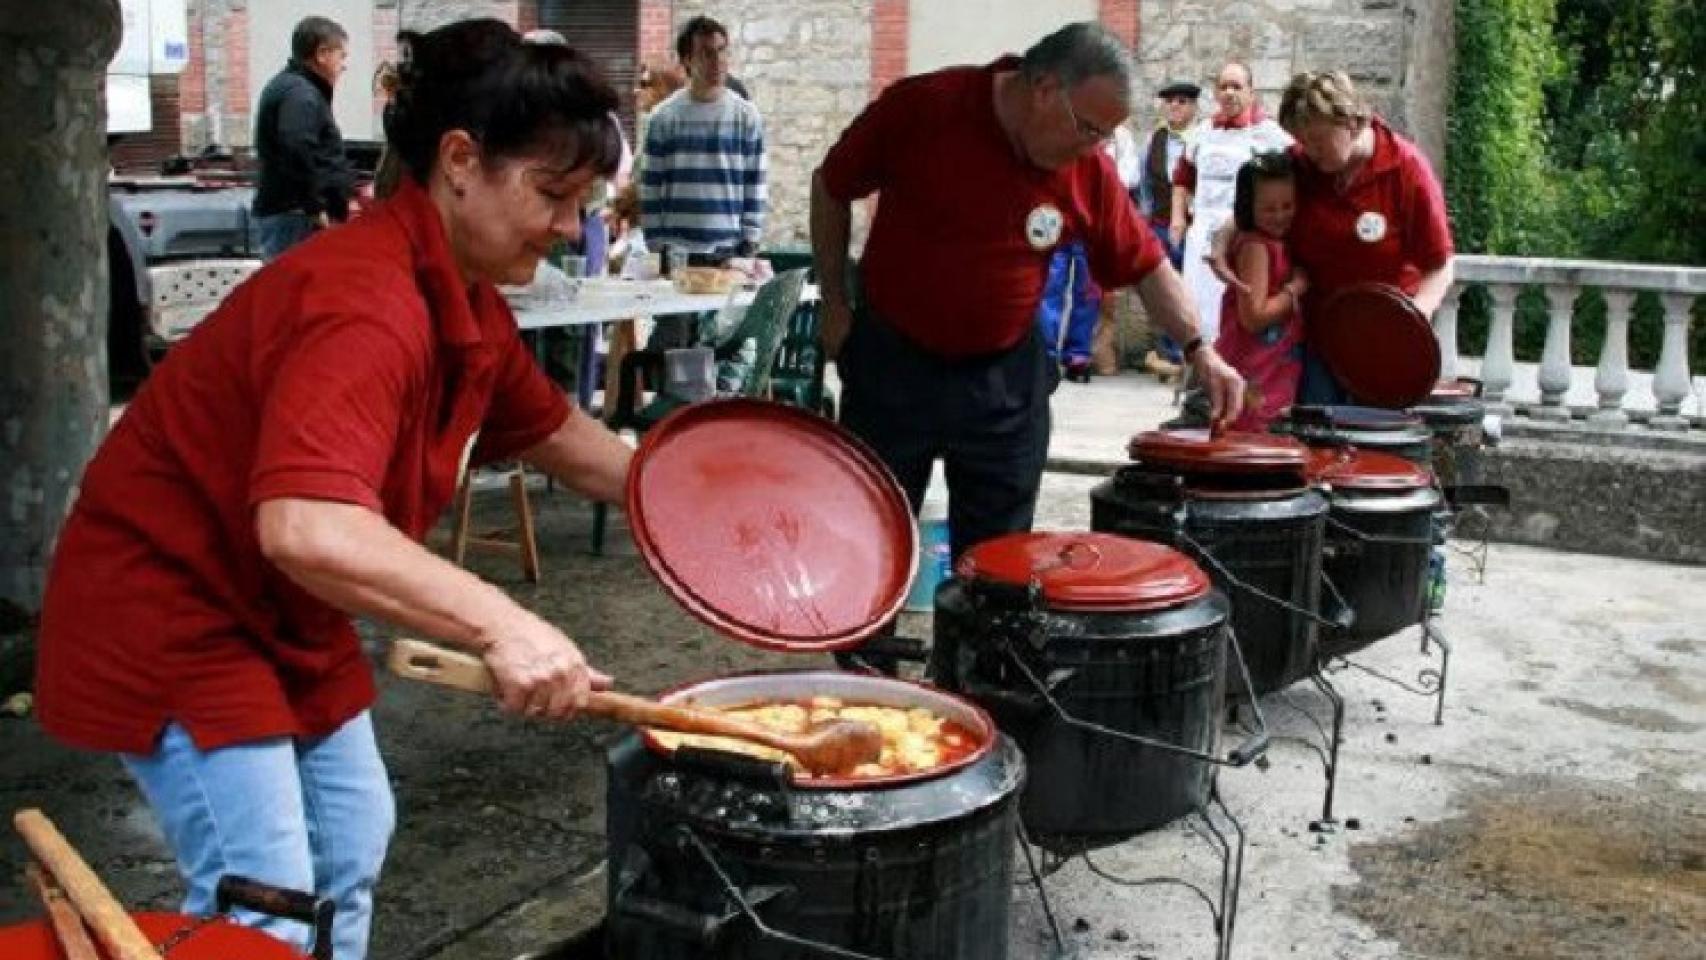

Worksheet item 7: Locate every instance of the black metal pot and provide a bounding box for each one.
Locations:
[1091,466,1328,696]
[1276,405,1433,466]
[1310,450,1443,657]
[929,567,1263,850]
[1411,395,1488,488]
[604,671,1023,960]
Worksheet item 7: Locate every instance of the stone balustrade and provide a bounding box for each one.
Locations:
[1438,256,1706,430]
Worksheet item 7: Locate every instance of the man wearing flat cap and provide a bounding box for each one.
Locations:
[1134,80,1201,372]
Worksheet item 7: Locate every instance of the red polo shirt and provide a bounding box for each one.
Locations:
[819,56,1164,357]
[36,178,570,754]
[1288,117,1454,319]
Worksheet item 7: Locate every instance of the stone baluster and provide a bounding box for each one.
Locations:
[1480,282,1519,411]
[1533,284,1576,420]
[1651,292,1695,430]
[1433,284,1463,382]
[1588,289,1636,428]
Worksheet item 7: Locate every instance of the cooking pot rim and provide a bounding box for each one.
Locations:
[639,669,998,791]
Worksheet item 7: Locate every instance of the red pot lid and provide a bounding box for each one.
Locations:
[1129,428,1310,475]
[0,913,307,959]
[1309,283,1441,408]
[1307,446,1433,490]
[958,532,1211,612]
[627,399,916,652]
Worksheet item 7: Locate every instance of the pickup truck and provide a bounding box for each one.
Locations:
[106,143,382,392]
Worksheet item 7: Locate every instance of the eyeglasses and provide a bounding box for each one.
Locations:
[1059,88,1116,144]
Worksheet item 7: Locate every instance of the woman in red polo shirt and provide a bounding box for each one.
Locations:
[34,21,630,960]
[1217,70,1455,404]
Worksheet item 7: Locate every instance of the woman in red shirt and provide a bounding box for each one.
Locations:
[35,21,631,960]
[1218,70,1455,404]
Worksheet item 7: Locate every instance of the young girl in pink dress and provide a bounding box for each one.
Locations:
[1216,151,1308,431]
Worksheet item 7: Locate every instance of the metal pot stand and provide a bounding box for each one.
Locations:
[950,577,1270,960]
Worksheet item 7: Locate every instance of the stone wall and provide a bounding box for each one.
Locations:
[671,0,875,248]
[1135,0,1439,167]
[1478,431,1706,565]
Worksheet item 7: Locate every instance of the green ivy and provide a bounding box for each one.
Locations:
[1449,0,1705,372]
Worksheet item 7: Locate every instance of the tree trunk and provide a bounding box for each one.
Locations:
[0,1,122,664]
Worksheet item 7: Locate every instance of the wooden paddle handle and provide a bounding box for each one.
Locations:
[26,861,101,960]
[14,809,159,960]
[388,638,494,694]
[386,639,795,751]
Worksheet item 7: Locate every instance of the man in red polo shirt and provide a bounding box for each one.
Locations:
[811,22,1243,564]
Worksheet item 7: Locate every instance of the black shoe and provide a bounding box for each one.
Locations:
[1065,362,1092,384]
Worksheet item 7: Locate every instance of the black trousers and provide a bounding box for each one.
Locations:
[837,308,1058,563]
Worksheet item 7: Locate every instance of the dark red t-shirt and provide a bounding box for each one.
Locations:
[1288,117,1454,320]
[819,57,1164,357]
[36,178,570,754]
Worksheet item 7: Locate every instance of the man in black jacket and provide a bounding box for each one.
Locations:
[253,17,354,259]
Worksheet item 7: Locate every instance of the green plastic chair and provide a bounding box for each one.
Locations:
[593,268,810,554]
[768,298,835,418]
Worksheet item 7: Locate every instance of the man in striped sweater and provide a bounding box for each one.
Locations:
[640,16,767,260]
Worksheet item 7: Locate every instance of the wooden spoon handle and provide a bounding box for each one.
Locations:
[386,639,799,753]
[14,809,159,960]
[388,638,493,694]
[26,861,101,960]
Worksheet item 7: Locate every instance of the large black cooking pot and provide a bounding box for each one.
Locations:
[605,670,1023,960]
[1308,448,1443,657]
[1275,404,1433,466]
[929,533,1264,851]
[1411,382,1489,488]
[1091,430,1329,696]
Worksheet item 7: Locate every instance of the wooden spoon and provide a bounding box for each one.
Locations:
[387,638,884,775]
[14,809,159,960]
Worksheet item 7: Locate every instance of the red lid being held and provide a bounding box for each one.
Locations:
[1309,283,1441,409]
[958,532,1212,612]
[1306,446,1434,490]
[1128,428,1310,476]
[626,399,917,652]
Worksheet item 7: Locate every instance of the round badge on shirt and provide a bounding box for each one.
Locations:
[1026,204,1065,251]
[1355,211,1388,243]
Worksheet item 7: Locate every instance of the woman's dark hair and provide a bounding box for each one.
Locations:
[1232,150,1295,232]
[385,19,622,184]
[676,16,728,62]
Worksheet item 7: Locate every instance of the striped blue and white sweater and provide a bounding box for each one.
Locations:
[640,89,767,254]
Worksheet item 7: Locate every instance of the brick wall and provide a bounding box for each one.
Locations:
[222,4,250,135]
[869,0,906,98]
[638,0,673,69]
[1098,0,1138,49]
[373,2,400,134]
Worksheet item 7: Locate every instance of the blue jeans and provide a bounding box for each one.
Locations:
[257,212,317,260]
[121,712,395,960]
[1298,346,1353,405]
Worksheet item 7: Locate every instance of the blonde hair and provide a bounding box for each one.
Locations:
[1278,70,1372,132]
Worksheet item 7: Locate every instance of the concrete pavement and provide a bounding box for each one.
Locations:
[1,372,1701,959]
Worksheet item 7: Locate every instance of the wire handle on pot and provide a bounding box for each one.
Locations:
[677,826,892,960]
[995,623,1270,769]
[1172,526,1344,630]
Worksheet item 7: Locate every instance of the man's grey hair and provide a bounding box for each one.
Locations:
[1020,22,1134,103]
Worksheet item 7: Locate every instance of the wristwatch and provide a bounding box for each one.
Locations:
[1182,335,1204,361]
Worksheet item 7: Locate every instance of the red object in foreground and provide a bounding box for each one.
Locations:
[0,913,307,960]
[1306,446,1434,491]
[1308,282,1441,408]
[957,532,1211,613]
[1127,427,1311,475]
[627,399,917,652]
